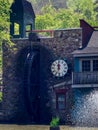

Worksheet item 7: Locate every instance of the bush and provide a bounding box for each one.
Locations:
[50,117,60,127]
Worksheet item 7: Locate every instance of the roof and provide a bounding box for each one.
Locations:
[87,31,98,47]
[11,0,35,18]
[23,0,35,18]
[72,31,98,57]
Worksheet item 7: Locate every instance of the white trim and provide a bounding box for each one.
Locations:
[91,60,93,72]
[72,84,98,88]
[73,53,98,57]
[79,59,82,72]
[72,72,73,84]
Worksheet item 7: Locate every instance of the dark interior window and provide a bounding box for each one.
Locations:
[56,93,66,110]
[82,60,90,72]
[93,60,98,71]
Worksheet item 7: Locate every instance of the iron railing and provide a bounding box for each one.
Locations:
[72,72,98,84]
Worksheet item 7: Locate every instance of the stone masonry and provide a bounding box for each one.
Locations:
[1,28,82,124]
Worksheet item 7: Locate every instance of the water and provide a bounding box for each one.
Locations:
[71,88,98,127]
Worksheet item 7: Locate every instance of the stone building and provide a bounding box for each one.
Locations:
[2,27,81,124]
[1,0,98,126]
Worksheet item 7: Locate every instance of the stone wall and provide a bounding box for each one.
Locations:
[1,28,82,124]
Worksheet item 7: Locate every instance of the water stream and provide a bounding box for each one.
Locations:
[71,88,98,127]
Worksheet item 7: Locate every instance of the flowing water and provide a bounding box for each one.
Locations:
[71,88,98,127]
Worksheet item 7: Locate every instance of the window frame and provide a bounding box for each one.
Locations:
[93,59,98,71]
[82,60,91,72]
[80,58,98,72]
[55,89,66,110]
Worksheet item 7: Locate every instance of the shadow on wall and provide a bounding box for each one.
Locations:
[16,44,53,124]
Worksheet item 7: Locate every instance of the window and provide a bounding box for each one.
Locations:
[93,60,98,71]
[56,93,66,110]
[14,23,20,35]
[82,60,90,72]
[81,59,98,72]
[26,24,32,37]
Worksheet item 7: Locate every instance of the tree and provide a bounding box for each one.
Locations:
[0,0,11,72]
[55,8,82,29]
[0,0,11,44]
[35,0,98,30]
[94,0,98,24]
[66,0,97,25]
[35,4,82,30]
[35,4,56,29]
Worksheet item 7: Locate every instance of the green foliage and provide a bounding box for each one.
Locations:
[34,0,98,30]
[50,117,60,127]
[66,0,97,23]
[35,5,81,29]
[0,0,11,44]
[0,0,12,73]
[36,14,56,30]
[35,4,56,30]
[0,92,2,102]
[55,8,81,28]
